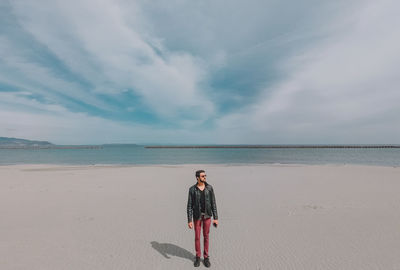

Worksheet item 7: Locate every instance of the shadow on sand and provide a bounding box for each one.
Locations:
[150,241,194,262]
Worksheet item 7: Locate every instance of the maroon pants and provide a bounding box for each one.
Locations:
[194,215,211,258]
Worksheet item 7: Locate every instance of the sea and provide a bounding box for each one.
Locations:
[0,145,399,166]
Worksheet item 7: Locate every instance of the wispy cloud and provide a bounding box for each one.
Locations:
[214,0,400,144]
[8,0,214,119]
[0,0,399,144]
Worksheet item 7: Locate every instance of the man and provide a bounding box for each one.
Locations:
[187,170,218,268]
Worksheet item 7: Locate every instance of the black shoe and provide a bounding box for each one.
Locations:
[194,257,200,267]
[204,257,211,268]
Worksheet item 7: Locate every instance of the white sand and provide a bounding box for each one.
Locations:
[1,164,400,269]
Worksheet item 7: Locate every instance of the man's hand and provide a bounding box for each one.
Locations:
[213,220,218,226]
[188,222,193,229]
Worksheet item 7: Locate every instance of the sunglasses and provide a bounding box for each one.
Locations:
[200,175,207,178]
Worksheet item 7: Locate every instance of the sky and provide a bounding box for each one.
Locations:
[0,0,399,144]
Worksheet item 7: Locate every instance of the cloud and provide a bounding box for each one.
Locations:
[0,99,217,145]
[1,0,399,144]
[137,0,351,111]
[215,0,400,143]
[7,0,214,121]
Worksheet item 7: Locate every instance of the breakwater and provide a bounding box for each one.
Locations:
[145,145,400,149]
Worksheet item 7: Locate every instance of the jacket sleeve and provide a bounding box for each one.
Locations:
[187,188,193,223]
[210,186,218,220]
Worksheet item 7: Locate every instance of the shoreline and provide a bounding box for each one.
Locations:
[2,144,400,149]
[1,162,399,169]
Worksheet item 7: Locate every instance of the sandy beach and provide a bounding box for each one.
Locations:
[1,164,400,269]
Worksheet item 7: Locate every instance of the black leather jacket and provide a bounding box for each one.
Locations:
[187,182,218,222]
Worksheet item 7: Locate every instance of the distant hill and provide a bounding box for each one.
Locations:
[0,137,54,148]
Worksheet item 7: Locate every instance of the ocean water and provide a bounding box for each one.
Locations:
[0,145,399,166]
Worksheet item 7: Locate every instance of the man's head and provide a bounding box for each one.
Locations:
[195,170,206,183]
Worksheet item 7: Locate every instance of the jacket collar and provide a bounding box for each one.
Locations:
[194,181,209,189]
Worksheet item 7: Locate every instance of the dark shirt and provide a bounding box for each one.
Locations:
[199,187,205,214]
[200,189,206,213]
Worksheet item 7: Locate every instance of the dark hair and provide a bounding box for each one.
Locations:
[195,170,205,179]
